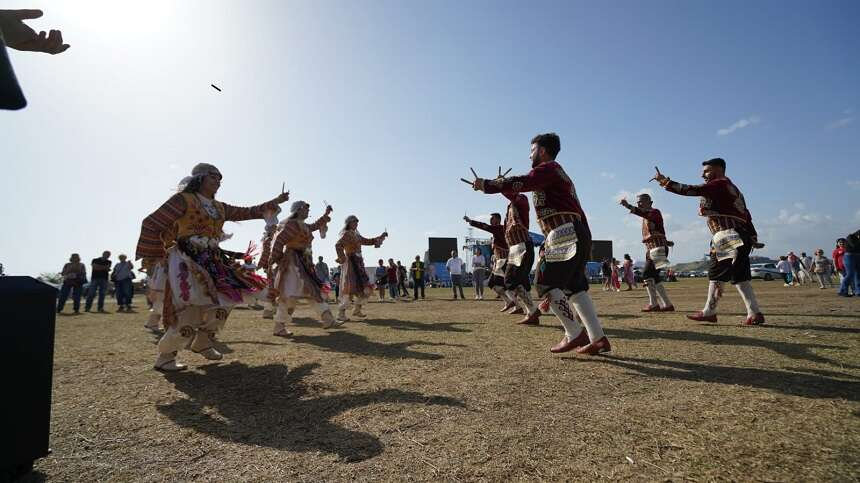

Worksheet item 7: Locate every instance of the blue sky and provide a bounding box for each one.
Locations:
[2,0,858,276]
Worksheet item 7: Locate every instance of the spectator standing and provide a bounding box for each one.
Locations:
[387,259,399,300]
[111,254,135,311]
[601,258,612,291]
[610,258,621,292]
[812,249,832,289]
[833,238,848,291]
[472,248,487,299]
[315,256,330,300]
[776,256,793,286]
[800,252,813,283]
[56,253,86,314]
[331,267,340,300]
[446,250,465,299]
[410,255,426,300]
[375,259,388,301]
[428,263,437,286]
[85,250,111,312]
[622,254,635,291]
[787,252,802,286]
[840,229,860,297]
[396,261,410,297]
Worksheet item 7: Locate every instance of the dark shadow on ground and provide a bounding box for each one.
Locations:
[361,318,476,333]
[211,339,286,354]
[604,327,856,369]
[158,362,464,461]
[719,312,860,320]
[291,331,463,360]
[590,355,860,401]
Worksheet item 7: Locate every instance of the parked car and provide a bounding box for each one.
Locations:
[750,263,782,281]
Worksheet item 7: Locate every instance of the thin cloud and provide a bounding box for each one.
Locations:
[717,115,761,136]
[600,172,616,179]
[827,117,854,129]
[847,180,860,189]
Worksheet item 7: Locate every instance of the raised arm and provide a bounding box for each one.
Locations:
[136,193,187,261]
[308,206,333,232]
[223,193,288,222]
[464,216,494,233]
[476,163,556,195]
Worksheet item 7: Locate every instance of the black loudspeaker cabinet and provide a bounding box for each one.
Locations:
[0,277,56,482]
[427,237,458,263]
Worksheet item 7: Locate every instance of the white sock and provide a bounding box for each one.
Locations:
[654,283,672,308]
[548,289,582,338]
[702,281,722,316]
[644,279,658,306]
[735,281,761,317]
[274,300,293,324]
[569,291,605,341]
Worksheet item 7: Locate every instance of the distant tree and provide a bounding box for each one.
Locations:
[39,272,63,284]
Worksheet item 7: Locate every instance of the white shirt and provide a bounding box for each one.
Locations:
[472,254,486,270]
[446,257,464,275]
[776,260,791,273]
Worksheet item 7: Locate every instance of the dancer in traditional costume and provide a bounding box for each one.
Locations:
[468,133,611,354]
[463,214,516,311]
[143,259,166,332]
[467,186,539,324]
[256,215,280,319]
[136,163,288,372]
[620,193,675,312]
[267,201,337,336]
[334,216,387,321]
[653,158,765,325]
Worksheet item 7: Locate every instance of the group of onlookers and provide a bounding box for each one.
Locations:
[776,233,860,296]
[55,250,138,314]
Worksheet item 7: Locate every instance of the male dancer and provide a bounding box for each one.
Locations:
[469,184,539,324]
[267,201,337,336]
[137,163,288,371]
[334,216,387,321]
[463,213,516,312]
[620,193,675,312]
[653,158,765,325]
[469,133,610,354]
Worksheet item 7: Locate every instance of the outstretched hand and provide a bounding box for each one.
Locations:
[463,215,471,223]
[0,10,70,54]
[325,205,333,215]
[650,166,668,184]
[619,198,630,208]
[274,190,290,204]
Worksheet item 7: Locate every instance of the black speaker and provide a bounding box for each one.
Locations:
[427,237,458,263]
[0,277,56,482]
[590,240,613,262]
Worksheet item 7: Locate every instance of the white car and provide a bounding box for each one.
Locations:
[750,263,782,281]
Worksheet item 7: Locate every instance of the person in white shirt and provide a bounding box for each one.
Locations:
[471,248,487,299]
[446,250,465,299]
[775,256,793,286]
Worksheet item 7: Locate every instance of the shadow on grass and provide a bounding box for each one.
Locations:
[605,326,857,369]
[719,312,860,321]
[291,331,464,360]
[361,318,476,333]
[591,355,860,401]
[159,362,464,461]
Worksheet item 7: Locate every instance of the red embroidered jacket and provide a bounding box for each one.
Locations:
[481,161,589,236]
[501,191,531,246]
[467,220,508,259]
[627,206,668,250]
[662,176,757,239]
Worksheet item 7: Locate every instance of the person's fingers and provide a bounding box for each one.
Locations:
[46,30,62,52]
[5,9,44,20]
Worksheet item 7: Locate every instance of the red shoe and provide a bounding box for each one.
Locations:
[743,313,765,326]
[641,304,661,312]
[517,311,540,325]
[659,305,675,312]
[686,311,717,323]
[499,302,516,313]
[575,336,612,355]
[550,330,590,353]
[538,298,551,313]
[508,306,524,315]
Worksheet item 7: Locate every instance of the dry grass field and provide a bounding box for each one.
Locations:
[29,278,860,482]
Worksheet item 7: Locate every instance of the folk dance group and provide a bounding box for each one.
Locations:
[136,132,765,372]
[136,163,387,371]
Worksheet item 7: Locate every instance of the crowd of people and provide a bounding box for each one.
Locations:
[55,251,139,314]
[774,238,860,295]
